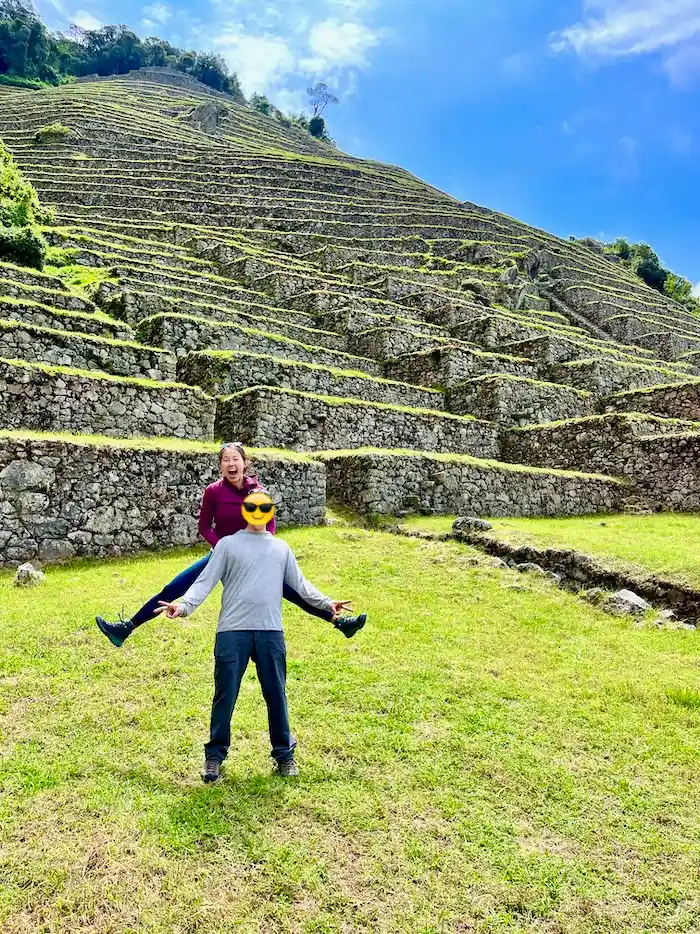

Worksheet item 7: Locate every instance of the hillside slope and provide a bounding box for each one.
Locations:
[1,69,699,564]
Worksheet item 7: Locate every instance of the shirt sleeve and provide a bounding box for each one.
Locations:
[283,545,333,613]
[198,486,219,549]
[179,539,228,616]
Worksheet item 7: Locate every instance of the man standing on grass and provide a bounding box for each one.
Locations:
[156,491,364,782]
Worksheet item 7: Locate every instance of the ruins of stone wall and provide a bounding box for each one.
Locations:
[446,375,593,428]
[0,435,326,566]
[632,434,700,510]
[603,381,700,422]
[217,387,500,457]
[501,414,693,477]
[0,360,215,441]
[321,452,623,517]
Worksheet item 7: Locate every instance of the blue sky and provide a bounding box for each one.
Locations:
[35,0,700,288]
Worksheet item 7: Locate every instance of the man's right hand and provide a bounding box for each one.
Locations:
[156,600,184,618]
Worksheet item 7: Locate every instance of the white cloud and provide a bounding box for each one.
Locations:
[552,1,700,58]
[71,10,103,29]
[214,30,296,94]
[142,2,171,25]
[299,19,380,73]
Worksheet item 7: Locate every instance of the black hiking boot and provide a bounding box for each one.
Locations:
[96,615,135,648]
[201,759,221,783]
[334,613,367,639]
[277,757,300,777]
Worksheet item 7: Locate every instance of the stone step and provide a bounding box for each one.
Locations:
[317,302,450,341]
[0,357,214,440]
[177,350,444,410]
[0,297,134,341]
[602,379,700,422]
[136,312,381,375]
[347,326,461,360]
[318,449,624,517]
[216,386,500,457]
[0,272,95,313]
[451,314,546,349]
[501,412,700,477]
[384,346,537,389]
[446,374,594,427]
[0,430,324,565]
[548,357,693,395]
[110,286,348,352]
[0,319,175,380]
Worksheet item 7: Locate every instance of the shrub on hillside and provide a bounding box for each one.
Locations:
[0,224,46,268]
[34,122,71,144]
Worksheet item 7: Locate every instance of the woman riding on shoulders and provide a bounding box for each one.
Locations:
[96,442,366,646]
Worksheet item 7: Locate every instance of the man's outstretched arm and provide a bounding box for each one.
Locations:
[283,547,337,615]
[156,540,228,618]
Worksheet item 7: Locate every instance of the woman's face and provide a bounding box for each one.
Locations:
[220,448,246,488]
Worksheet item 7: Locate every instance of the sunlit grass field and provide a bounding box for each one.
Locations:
[2,525,700,932]
[400,513,700,588]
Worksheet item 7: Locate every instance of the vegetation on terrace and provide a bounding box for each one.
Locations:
[0,135,50,267]
[3,526,700,932]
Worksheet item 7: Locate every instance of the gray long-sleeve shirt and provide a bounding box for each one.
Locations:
[178,529,333,631]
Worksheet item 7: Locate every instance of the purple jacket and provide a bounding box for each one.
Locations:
[198,475,276,548]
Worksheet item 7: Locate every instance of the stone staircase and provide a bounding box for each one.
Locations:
[1,70,699,564]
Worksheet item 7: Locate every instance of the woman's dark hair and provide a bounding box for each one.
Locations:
[218,442,252,475]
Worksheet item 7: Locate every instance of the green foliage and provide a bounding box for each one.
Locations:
[0,223,45,267]
[33,120,70,143]
[0,0,243,98]
[0,137,48,267]
[0,71,43,87]
[591,236,700,313]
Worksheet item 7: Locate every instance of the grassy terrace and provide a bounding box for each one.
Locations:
[3,526,700,931]
[400,513,700,590]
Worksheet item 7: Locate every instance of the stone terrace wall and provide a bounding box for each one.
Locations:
[446,375,593,428]
[603,381,700,422]
[217,387,501,457]
[500,413,694,477]
[633,434,700,510]
[0,436,325,566]
[0,360,215,441]
[321,452,624,517]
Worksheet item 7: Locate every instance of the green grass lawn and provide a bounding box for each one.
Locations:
[2,526,700,932]
[400,513,700,589]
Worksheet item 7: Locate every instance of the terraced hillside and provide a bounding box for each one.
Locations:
[1,68,700,564]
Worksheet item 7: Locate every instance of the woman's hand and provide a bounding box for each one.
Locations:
[156,600,185,618]
[330,600,352,617]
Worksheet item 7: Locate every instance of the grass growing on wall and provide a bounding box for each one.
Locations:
[2,526,700,932]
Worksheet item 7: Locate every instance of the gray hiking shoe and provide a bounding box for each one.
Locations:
[277,757,300,777]
[201,758,221,783]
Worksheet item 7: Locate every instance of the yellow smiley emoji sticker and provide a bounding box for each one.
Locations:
[242,490,275,527]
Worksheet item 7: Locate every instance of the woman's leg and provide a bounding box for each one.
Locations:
[131,553,212,627]
[282,582,334,622]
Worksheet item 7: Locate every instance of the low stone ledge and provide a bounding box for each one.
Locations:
[216,387,500,456]
[446,374,593,427]
[602,380,700,422]
[451,530,700,621]
[384,346,537,389]
[0,319,175,381]
[0,432,325,566]
[317,449,624,518]
[177,350,443,410]
[549,357,688,395]
[136,312,381,376]
[0,358,215,441]
[501,413,698,477]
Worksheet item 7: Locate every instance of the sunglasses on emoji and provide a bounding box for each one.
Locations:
[242,502,274,514]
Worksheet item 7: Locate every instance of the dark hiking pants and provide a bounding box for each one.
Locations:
[205,630,295,764]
